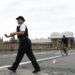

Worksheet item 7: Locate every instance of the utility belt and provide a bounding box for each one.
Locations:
[18,36,31,48]
[18,36,28,40]
[18,36,30,43]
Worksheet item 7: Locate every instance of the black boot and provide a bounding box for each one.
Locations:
[32,69,40,73]
[8,67,16,72]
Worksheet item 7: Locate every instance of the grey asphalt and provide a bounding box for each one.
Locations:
[0,50,75,75]
[0,50,59,66]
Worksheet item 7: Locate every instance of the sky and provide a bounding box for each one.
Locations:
[0,0,75,40]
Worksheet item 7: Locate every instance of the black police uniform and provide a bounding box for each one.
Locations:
[10,25,40,71]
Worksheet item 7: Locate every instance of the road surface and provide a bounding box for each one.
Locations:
[0,50,75,75]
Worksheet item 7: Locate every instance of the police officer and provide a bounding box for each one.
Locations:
[5,16,40,73]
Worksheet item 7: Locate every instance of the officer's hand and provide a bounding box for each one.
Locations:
[4,34,9,38]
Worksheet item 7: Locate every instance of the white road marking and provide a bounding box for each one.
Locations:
[0,50,73,70]
[0,55,62,70]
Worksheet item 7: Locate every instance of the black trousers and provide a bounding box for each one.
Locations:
[11,38,40,70]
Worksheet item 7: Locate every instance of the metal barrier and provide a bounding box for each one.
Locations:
[0,42,74,51]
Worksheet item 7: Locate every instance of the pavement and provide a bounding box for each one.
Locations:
[0,68,48,75]
[0,50,75,75]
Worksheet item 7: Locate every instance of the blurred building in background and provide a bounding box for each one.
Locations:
[0,32,74,51]
[50,32,74,49]
[31,38,51,51]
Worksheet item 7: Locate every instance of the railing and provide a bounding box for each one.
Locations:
[0,42,74,51]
